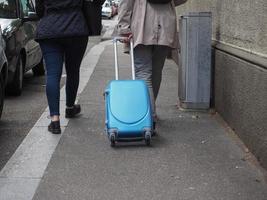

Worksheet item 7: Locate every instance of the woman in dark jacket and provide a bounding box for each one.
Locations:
[36,0,89,134]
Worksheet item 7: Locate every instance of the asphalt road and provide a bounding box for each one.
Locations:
[0,18,116,171]
[0,41,96,170]
[0,71,63,170]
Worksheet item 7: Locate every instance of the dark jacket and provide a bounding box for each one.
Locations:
[83,0,105,36]
[35,0,89,40]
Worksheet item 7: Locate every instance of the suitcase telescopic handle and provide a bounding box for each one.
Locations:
[113,37,135,80]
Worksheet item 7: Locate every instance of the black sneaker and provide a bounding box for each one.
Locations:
[48,121,61,134]
[65,104,81,118]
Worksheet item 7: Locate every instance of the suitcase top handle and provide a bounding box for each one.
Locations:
[113,37,135,80]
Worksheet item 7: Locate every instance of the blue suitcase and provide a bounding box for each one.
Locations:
[105,38,153,147]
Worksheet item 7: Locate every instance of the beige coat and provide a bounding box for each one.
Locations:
[117,0,187,49]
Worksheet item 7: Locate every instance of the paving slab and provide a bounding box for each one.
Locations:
[33,43,267,200]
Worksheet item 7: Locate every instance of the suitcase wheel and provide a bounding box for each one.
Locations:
[110,133,116,147]
[145,131,152,146]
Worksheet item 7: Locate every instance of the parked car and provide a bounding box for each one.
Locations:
[102,1,113,19]
[111,1,118,15]
[0,0,44,96]
[109,0,118,15]
[113,0,120,7]
[0,25,8,119]
[102,0,117,18]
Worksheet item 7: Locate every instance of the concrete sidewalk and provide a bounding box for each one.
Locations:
[33,41,267,200]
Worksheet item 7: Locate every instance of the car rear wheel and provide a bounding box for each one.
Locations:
[0,74,4,119]
[33,58,45,76]
[7,56,24,96]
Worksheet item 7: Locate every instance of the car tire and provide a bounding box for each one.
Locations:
[7,55,24,96]
[33,58,45,76]
[0,74,4,119]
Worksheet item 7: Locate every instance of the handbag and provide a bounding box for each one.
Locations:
[83,0,105,36]
[147,0,172,4]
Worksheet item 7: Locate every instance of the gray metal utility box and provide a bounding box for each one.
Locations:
[178,12,212,110]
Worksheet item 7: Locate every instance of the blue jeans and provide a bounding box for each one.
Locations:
[134,45,170,118]
[39,37,88,116]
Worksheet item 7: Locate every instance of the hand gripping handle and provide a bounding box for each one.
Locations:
[113,37,135,80]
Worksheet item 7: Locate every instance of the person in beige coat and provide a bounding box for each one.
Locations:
[117,0,187,128]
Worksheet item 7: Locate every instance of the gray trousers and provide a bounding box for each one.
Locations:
[134,44,170,118]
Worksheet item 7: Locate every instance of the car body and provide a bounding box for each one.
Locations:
[102,1,113,19]
[113,0,120,6]
[111,2,118,15]
[109,0,118,15]
[0,0,44,96]
[0,25,8,118]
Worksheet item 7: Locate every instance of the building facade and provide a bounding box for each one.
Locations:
[176,0,267,169]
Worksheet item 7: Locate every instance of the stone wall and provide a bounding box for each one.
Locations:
[176,0,267,169]
[176,0,267,56]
